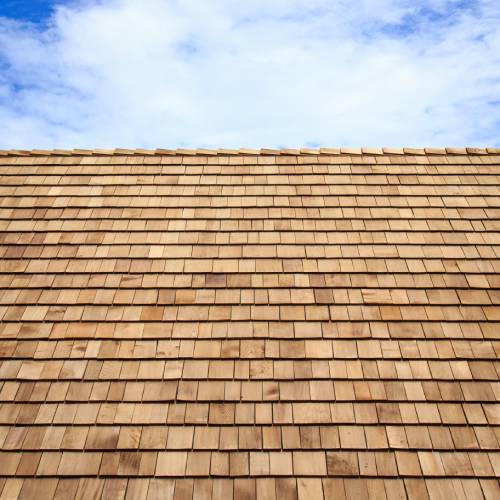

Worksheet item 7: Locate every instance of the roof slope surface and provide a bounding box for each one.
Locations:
[0,150,499,499]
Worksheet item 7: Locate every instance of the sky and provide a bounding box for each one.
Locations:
[0,0,499,149]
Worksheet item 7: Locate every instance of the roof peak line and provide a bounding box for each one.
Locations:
[1,147,499,157]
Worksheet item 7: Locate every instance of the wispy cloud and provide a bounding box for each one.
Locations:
[0,0,499,148]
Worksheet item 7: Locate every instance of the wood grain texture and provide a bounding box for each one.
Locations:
[0,151,499,498]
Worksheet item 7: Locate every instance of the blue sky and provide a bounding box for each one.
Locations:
[0,0,57,23]
[0,0,499,148]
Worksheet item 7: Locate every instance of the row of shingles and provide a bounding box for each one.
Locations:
[3,220,499,233]
[3,305,500,323]
[2,337,497,358]
[1,372,498,399]
[2,168,499,183]
[2,422,499,451]
[1,148,499,159]
[4,296,497,326]
[2,175,500,188]
[1,244,499,258]
[0,199,495,221]
[0,164,499,178]
[2,213,496,240]
[1,184,498,207]
[2,189,498,204]
[3,476,274,500]
[3,225,500,239]
[0,151,499,164]
[2,321,499,340]
[2,244,499,257]
[3,212,499,225]
[3,187,500,199]
[3,192,491,207]
[7,169,497,184]
[2,259,499,277]
[2,477,500,500]
[4,186,496,198]
[0,153,498,163]
[0,145,499,154]
[0,449,499,480]
[1,402,497,427]
[0,159,465,172]
[2,331,498,369]
[2,161,499,176]
[1,272,499,287]
[1,275,500,292]
[3,224,499,241]
[1,384,498,414]
[3,257,500,273]
[1,358,498,394]
[3,159,498,169]
[3,164,495,180]
[3,237,498,265]
[5,341,498,366]
[3,343,499,377]
[1,287,499,304]
[1,197,499,210]
[13,172,497,193]
[2,232,500,246]
[3,219,499,238]
[4,167,490,183]
[1,389,497,423]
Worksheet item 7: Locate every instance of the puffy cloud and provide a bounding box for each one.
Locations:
[0,0,499,148]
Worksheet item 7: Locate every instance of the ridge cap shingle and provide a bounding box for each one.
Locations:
[0,146,498,156]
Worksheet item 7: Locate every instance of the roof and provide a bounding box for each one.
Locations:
[0,148,499,499]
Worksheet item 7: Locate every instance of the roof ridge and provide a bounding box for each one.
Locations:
[0,147,498,157]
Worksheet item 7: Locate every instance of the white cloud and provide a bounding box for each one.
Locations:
[0,0,499,148]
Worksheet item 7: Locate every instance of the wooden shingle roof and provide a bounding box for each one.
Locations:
[0,149,499,499]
